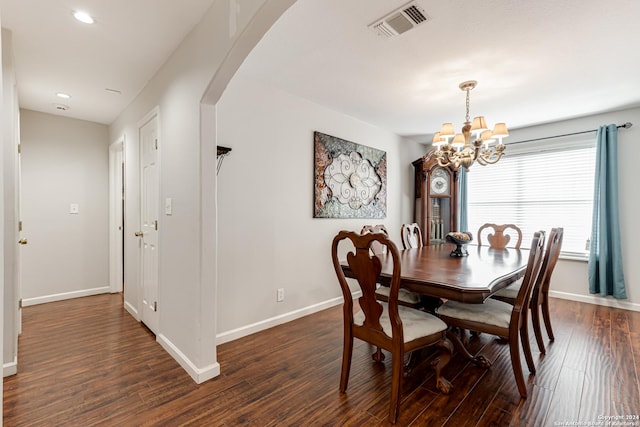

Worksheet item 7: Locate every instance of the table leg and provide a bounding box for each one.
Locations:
[446,328,492,368]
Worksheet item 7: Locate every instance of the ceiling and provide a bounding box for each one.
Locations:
[0,0,215,124]
[2,0,640,142]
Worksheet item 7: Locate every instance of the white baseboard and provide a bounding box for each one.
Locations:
[216,291,361,345]
[123,300,139,321]
[3,357,17,377]
[22,286,110,307]
[549,290,640,312]
[157,333,221,384]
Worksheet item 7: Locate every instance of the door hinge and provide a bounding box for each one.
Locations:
[154,220,158,230]
[153,301,158,312]
[19,220,23,232]
[154,138,158,150]
[17,143,21,154]
[19,299,23,309]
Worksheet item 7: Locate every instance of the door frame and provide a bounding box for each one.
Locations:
[136,106,160,334]
[109,137,125,294]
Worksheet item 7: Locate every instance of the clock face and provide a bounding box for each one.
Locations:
[430,168,450,195]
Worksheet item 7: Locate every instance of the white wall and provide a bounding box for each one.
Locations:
[0,22,7,414]
[2,27,19,381]
[19,109,109,304]
[216,74,425,337]
[109,0,296,383]
[505,107,640,310]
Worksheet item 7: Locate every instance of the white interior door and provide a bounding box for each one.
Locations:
[138,113,159,334]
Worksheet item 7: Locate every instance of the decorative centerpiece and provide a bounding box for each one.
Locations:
[446,231,473,257]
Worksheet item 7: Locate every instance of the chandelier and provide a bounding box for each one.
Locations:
[432,80,508,170]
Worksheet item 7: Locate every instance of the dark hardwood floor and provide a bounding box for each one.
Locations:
[3,293,640,426]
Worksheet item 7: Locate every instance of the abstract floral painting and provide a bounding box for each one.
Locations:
[314,131,387,218]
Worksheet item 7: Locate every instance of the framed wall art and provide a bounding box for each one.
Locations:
[314,131,387,218]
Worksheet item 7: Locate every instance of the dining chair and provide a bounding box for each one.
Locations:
[477,223,523,249]
[331,230,453,423]
[400,222,444,314]
[492,227,564,354]
[437,231,546,398]
[361,225,423,310]
[361,224,389,254]
[400,222,423,249]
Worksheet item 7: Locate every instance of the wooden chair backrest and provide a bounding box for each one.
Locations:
[533,227,564,304]
[509,231,545,334]
[361,224,389,255]
[478,223,523,249]
[332,230,402,342]
[400,223,423,249]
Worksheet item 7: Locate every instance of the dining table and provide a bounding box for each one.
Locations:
[341,242,529,303]
[340,242,530,367]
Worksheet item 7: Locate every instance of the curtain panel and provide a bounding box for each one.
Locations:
[588,124,627,299]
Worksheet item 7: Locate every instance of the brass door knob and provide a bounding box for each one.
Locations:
[18,238,28,245]
[134,231,144,237]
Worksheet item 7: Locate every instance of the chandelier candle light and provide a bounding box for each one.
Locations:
[432,80,508,170]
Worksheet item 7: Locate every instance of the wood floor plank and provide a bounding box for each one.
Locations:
[560,299,597,371]
[610,310,640,417]
[4,293,640,426]
[543,366,585,425]
[578,311,617,423]
[508,383,553,427]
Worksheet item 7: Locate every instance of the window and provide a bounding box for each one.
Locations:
[465,138,596,257]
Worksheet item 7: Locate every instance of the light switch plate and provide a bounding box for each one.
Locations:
[70,203,79,214]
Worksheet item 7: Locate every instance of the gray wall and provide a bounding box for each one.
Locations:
[19,109,109,303]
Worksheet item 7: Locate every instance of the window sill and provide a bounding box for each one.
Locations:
[559,252,589,262]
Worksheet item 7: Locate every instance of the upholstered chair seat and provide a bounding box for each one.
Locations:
[374,286,422,306]
[354,302,447,342]
[492,277,523,300]
[437,298,513,329]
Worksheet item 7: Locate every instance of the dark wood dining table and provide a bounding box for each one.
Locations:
[341,242,529,368]
[341,243,529,304]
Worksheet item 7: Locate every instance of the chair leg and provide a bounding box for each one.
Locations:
[373,347,385,362]
[541,295,555,341]
[340,333,353,392]
[508,334,528,398]
[520,315,536,374]
[389,351,404,424]
[531,304,546,354]
[431,338,453,394]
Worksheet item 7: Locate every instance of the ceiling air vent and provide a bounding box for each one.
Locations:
[368,1,431,38]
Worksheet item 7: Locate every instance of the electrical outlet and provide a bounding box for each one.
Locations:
[277,288,285,302]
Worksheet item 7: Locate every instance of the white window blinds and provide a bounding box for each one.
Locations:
[465,140,596,256]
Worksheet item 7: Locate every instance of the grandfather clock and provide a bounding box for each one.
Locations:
[412,150,459,246]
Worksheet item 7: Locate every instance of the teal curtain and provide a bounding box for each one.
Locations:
[458,168,468,232]
[588,124,626,299]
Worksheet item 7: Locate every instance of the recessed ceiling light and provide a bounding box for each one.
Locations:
[56,92,71,99]
[73,11,95,24]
